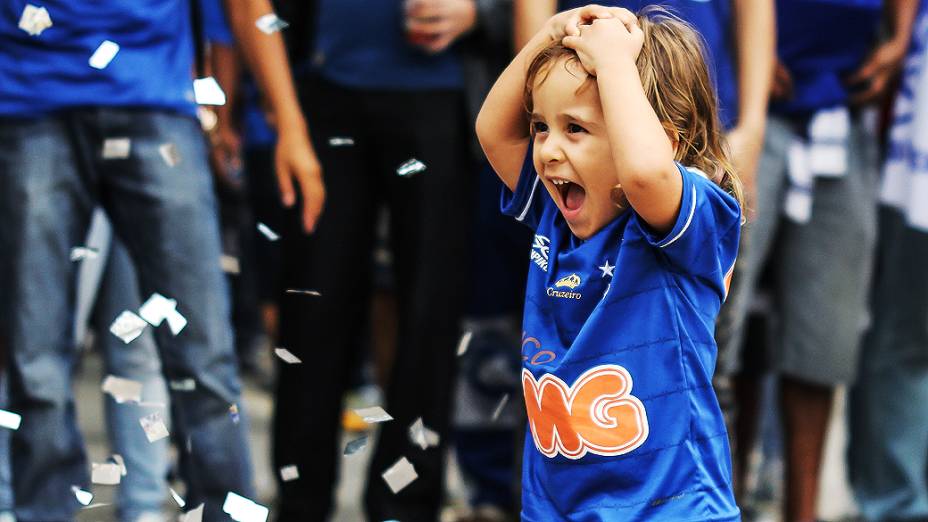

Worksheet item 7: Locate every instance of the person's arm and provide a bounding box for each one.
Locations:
[727,0,774,215]
[847,0,919,105]
[209,42,244,188]
[223,0,325,233]
[564,14,680,233]
[513,0,555,51]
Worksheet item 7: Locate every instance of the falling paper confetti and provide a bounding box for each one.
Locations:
[70,246,99,261]
[91,462,121,485]
[159,143,181,167]
[285,288,321,296]
[221,254,241,274]
[139,412,169,443]
[139,293,175,326]
[193,77,227,105]
[0,409,22,430]
[102,137,131,159]
[408,417,440,450]
[109,310,148,344]
[72,485,93,506]
[229,403,240,424]
[89,40,120,69]
[491,393,510,422]
[344,435,368,456]
[256,222,279,241]
[456,331,473,357]
[255,13,289,34]
[170,487,187,508]
[222,492,269,522]
[18,4,52,36]
[279,465,299,482]
[112,454,127,476]
[165,308,187,335]
[328,137,355,147]
[274,348,302,364]
[101,375,143,404]
[179,504,204,522]
[382,457,418,494]
[396,158,426,177]
[353,406,393,424]
[169,378,196,391]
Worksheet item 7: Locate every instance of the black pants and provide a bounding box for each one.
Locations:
[273,75,472,521]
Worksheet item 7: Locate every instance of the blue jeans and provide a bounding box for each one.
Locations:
[0,109,254,521]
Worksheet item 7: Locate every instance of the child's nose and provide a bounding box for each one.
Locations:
[539,136,564,163]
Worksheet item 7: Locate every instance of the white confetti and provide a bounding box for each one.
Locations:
[179,504,204,522]
[89,40,120,69]
[328,137,355,147]
[274,348,302,364]
[456,331,473,357]
[72,485,93,506]
[169,378,196,391]
[165,308,187,335]
[70,246,99,261]
[279,465,299,482]
[91,462,121,485]
[220,254,241,274]
[255,13,289,34]
[193,77,227,106]
[396,158,426,177]
[222,491,269,522]
[139,412,169,443]
[344,435,368,456]
[408,417,440,450]
[0,409,22,430]
[18,4,52,36]
[109,310,148,344]
[139,293,175,327]
[112,454,127,476]
[170,487,186,508]
[491,393,510,422]
[382,456,418,494]
[159,143,181,167]
[353,406,393,424]
[101,375,143,404]
[102,137,131,159]
[256,222,279,241]
[285,288,321,296]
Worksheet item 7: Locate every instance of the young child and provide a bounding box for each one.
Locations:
[475,5,743,520]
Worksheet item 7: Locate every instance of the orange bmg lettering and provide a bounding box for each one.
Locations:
[522,365,649,459]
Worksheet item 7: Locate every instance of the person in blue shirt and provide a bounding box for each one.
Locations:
[477,5,743,519]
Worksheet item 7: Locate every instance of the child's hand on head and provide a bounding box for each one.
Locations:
[562,10,642,76]
[543,4,618,44]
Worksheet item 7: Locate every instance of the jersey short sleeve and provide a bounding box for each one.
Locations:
[634,163,741,296]
[500,144,548,230]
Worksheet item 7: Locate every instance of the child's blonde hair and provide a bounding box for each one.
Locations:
[523,6,744,210]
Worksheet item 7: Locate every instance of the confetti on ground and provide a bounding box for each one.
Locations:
[170,487,186,508]
[256,222,279,241]
[285,288,321,296]
[193,77,227,106]
[279,465,299,482]
[221,254,241,274]
[382,457,418,494]
[102,137,131,159]
[89,40,120,69]
[72,485,93,506]
[274,348,302,364]
[396,158,426,177]
[169,378,196,391]
[18,4,52,36]
[91,462,121,485]
[229,403,240,424]
[179,504,204,522]
[70,246,99,261]
[456,331,473,357]
[112,454,127,476]
[109,310,148,344]
[353,406,393,424]
[255,13,289,34]
[222,491,269,522]
[159,143,181,167]
[0,409,22,430]
[408,417,440,450]
[101,375,143,404]
[491,393,510,422]
[139,412,169,443]
[328,137,355,147]
[344,436,368,456]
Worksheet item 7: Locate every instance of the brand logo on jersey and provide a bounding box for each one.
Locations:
[522,365,649,459]
[554,273,581,289]
[547,273,582,299]
[530,234,550,272]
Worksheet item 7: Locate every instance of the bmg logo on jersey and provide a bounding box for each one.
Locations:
[522,365,649,459]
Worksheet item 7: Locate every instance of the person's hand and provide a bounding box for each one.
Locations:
[770,58,792,101]
[275,120,325,233]
[209,123,244,191]
[404,0,477,54]
[846,38,907,106]
[542,4,625,44]
[726,122,764,220]
[561,11,641,76]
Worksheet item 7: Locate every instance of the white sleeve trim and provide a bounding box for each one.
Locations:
[658,185,697,248]
[517,174,541,222]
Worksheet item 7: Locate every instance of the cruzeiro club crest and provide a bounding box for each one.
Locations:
[548,273,582,300]
[531,234,550,272]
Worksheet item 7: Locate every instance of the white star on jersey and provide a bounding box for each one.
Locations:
[597,260,614,278]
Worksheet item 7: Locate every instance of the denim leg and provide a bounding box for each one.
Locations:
[86,221,171,521]
[96,109,254,518]
[0,115,95,521]
[0,375,12,513]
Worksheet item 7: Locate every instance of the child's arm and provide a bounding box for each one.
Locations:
[563,15,682,233]
[476,4,619,191]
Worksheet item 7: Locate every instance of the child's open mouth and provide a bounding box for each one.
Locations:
[553,179,586,213]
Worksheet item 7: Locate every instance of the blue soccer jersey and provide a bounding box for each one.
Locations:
[502,152,741,520]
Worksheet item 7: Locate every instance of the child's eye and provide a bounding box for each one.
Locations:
[532,121,549,134]
[568,123,587,134]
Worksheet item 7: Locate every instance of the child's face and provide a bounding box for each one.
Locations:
[530,57,622,240]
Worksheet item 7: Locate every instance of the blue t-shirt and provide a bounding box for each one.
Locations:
[502,150,741,520]
[0,0,197,116]
[773,0,883,114]
[307,0,463,91]
[559,0,737,129]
